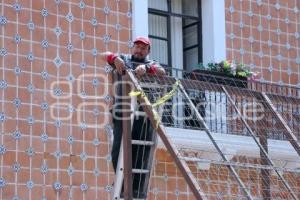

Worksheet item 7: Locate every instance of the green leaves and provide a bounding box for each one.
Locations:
[197,60,255,78]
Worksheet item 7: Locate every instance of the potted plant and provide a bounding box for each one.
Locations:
[189,60,258,88]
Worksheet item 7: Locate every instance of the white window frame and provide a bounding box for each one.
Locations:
[132,0,227,66]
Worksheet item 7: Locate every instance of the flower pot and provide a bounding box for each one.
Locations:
[189,69,248,88]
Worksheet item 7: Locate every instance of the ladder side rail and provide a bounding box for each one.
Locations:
[112,140,125,200]
[122,76,133,200]
[126,71,206,200]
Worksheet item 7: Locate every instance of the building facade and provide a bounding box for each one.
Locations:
[0,0,299,199]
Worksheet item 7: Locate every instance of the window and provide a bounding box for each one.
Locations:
[148,0,202,73]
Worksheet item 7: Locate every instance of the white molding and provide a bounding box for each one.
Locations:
[157,127,300,170]
[132,0,149,39]
[202,0,226,64]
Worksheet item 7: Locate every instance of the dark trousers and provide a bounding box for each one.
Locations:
[111,107,154,195]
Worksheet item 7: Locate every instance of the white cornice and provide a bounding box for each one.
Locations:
[157,127,300,170]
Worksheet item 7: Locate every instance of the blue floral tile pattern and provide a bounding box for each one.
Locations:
[12,3,22,12]
[12,130,22,140]
[67,135,74,144]
[27,116,35,125]
[53,150,62,159]
[90,17,98,26]
[79,31,86,40]
[67,43,74,53]
[0,48,7,57]
[53,181,62,191]
[93,168,100,176]
[12,162,21,173]
[41,102,49,111]
[0,16,7,25]
[27,84,35,93]
[0,113,6,122]
[92,78,99,87]
[67,165,74,176]
[41,39,49,48]
[80,152,87,161]
[80,183,88,191]
[14,34,21,43]
[41,133,48,142]
[54,26,62,37]
[53,56,63,68]
[27,52,35,62]
[14,66,22,75]
[41,8,49,17]
[93,138,100,146]
[26,180,34,190]
[0,145,7,155]
[41,70,49,80]
[26,147,35,157]
[103,6,110,14]
[79,1,86,9]
[27,21,35,31]
[0,80,7,89]
[0,178,6,188]
[13,98,21,108]
[65,12,74,23]
[80,61,87,70]
[40,163,49,174]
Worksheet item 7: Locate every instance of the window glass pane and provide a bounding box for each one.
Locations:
[171,0,199,17]
[183,24,198,48]
[171,0,182,13]
[149,39,168,65]
[184,47,198,71]
[149,14,167,38]
[182,0,198,17]
[148,0,168,11]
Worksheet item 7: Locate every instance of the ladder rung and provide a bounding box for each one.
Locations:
[134,111,147,117]
[132,140,154,146]
[132,169,150,174]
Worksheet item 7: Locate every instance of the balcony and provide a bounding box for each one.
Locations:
[134,68,300,199]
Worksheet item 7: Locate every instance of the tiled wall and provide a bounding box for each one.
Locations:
[1,0,299,200]
[225,0,300,86]
[0,1,131,199]
[148,1,300,200]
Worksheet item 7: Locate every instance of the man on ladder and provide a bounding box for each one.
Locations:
[101,36,165,198]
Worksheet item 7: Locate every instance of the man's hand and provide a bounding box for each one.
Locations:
[135,65,147,78]
[113,57,126,74]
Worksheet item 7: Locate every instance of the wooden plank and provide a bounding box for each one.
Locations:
[127,71,206,200]
[122,77,133,200]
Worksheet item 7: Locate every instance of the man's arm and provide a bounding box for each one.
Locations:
[154,64,166,76]
[100,51,126,74]
[146,61,165,76]
[135,63,165,78]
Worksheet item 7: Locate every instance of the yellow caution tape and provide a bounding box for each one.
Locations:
[152,80,180,107]
[128,80,180,129]
[129,91,142,97]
